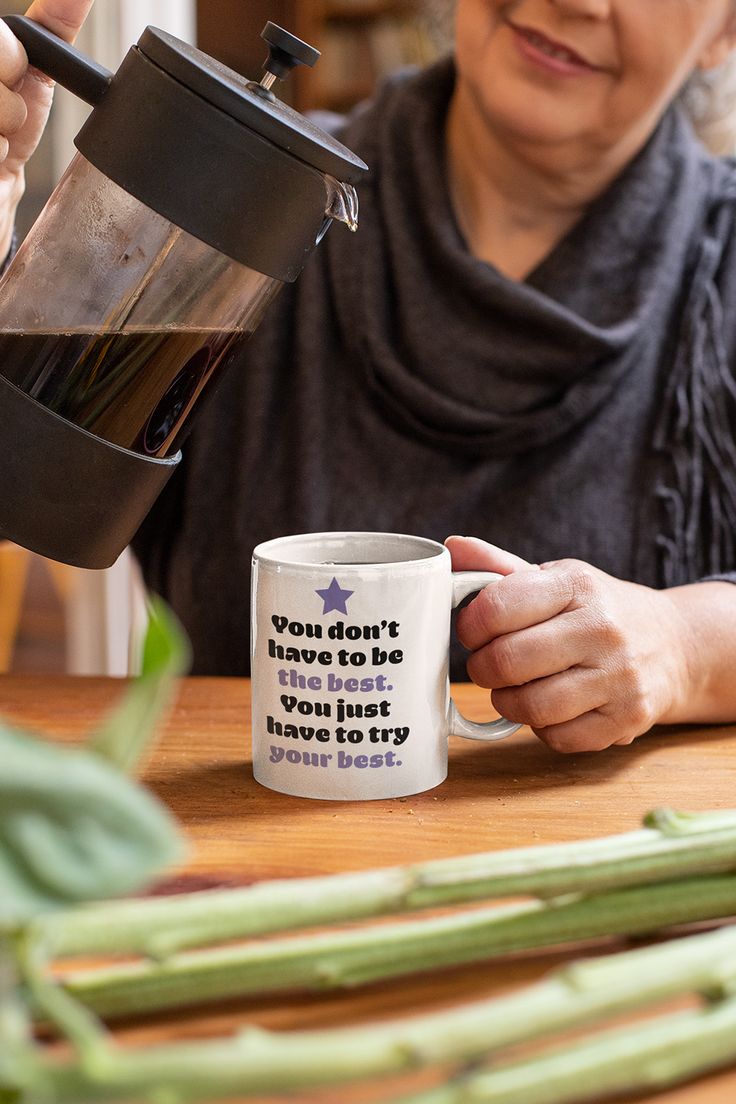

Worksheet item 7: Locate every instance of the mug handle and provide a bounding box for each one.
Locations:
[449,571,521,742]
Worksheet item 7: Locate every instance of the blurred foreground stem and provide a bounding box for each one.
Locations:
[15,924,736,1102]
[394,996,736,1104]
[39,807,736,960]
[59,872,736,1018]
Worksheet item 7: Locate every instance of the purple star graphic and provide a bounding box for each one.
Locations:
[316,577,354,615]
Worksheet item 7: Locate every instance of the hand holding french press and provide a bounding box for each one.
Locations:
[0,2,94,255]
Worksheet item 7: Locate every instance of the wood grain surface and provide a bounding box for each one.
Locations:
[2,674,736,1104]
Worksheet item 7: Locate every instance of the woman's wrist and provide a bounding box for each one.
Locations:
[657,581,736,725]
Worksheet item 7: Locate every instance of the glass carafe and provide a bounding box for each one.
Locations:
[0,155,281,457]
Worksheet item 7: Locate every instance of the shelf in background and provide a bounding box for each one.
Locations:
[325,0,417,22]
[197,0,445,114]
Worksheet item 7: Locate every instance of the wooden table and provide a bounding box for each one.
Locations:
[2,675,736,1104]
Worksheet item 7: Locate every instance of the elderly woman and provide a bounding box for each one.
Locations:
[2,0,736,753]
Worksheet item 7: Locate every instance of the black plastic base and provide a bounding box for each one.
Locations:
[0,376,179,569]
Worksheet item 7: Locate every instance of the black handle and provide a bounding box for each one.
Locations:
[3,15,111,105]
[261,22,319,82]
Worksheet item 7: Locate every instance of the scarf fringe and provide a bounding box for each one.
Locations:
[654,190,736,585]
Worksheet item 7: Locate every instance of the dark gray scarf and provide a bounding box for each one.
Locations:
[325,60,736,587]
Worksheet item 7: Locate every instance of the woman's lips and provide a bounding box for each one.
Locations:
[508,21,602,77]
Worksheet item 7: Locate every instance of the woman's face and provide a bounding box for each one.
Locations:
[454,0,736,157]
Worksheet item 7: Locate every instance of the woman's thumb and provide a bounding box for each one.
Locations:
[23,1,95,44]
[444,535,538,575]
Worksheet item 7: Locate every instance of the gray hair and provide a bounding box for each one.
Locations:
[682,60,736,155]
[420,0,456,51]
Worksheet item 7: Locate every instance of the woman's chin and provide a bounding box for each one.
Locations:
[482,105,586,149]
[463,78,593,149]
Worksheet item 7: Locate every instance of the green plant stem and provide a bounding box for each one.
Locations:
[37,807,736,959]
[16,931,113,1084]
[0,936,37,1097]
[393,997,736,1104]
[89,595,189,775]
[10,924,736,1102]
[57,873,736,1019]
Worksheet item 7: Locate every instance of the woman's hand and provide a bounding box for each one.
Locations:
[446,535,694,753]
[0,1,94,257]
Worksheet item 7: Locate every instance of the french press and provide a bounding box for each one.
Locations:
[0,16,367,568]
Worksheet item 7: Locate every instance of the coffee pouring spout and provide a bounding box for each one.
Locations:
[253,22,364,238]
[324,176,359,233]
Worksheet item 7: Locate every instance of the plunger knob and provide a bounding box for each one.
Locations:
[260,22,320,89]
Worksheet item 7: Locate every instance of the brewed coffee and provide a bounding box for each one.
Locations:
[0,328,246,457]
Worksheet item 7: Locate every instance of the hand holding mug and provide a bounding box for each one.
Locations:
[448,536,691,753]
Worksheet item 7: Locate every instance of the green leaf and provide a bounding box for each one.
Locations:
[0,723,184,928]
[90,596,191,775]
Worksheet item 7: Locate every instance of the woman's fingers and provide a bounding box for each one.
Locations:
[532,710,641,755]
[0,25,29,170]
[456,565,580,652]
[465,610,591,688]
[491,666,610,731]
[0,82,28,137]
[0,21,28,86]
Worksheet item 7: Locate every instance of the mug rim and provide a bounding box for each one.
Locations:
[252,531,449,571]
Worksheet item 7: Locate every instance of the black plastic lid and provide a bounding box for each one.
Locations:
[138,27,367,184]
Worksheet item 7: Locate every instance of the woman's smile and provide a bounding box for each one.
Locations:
[452,0,736,158]
[507,18,606,78]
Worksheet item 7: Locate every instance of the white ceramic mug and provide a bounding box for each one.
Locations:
[250,532,521,800]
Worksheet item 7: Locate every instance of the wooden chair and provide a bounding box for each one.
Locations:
[0,541,31,672]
